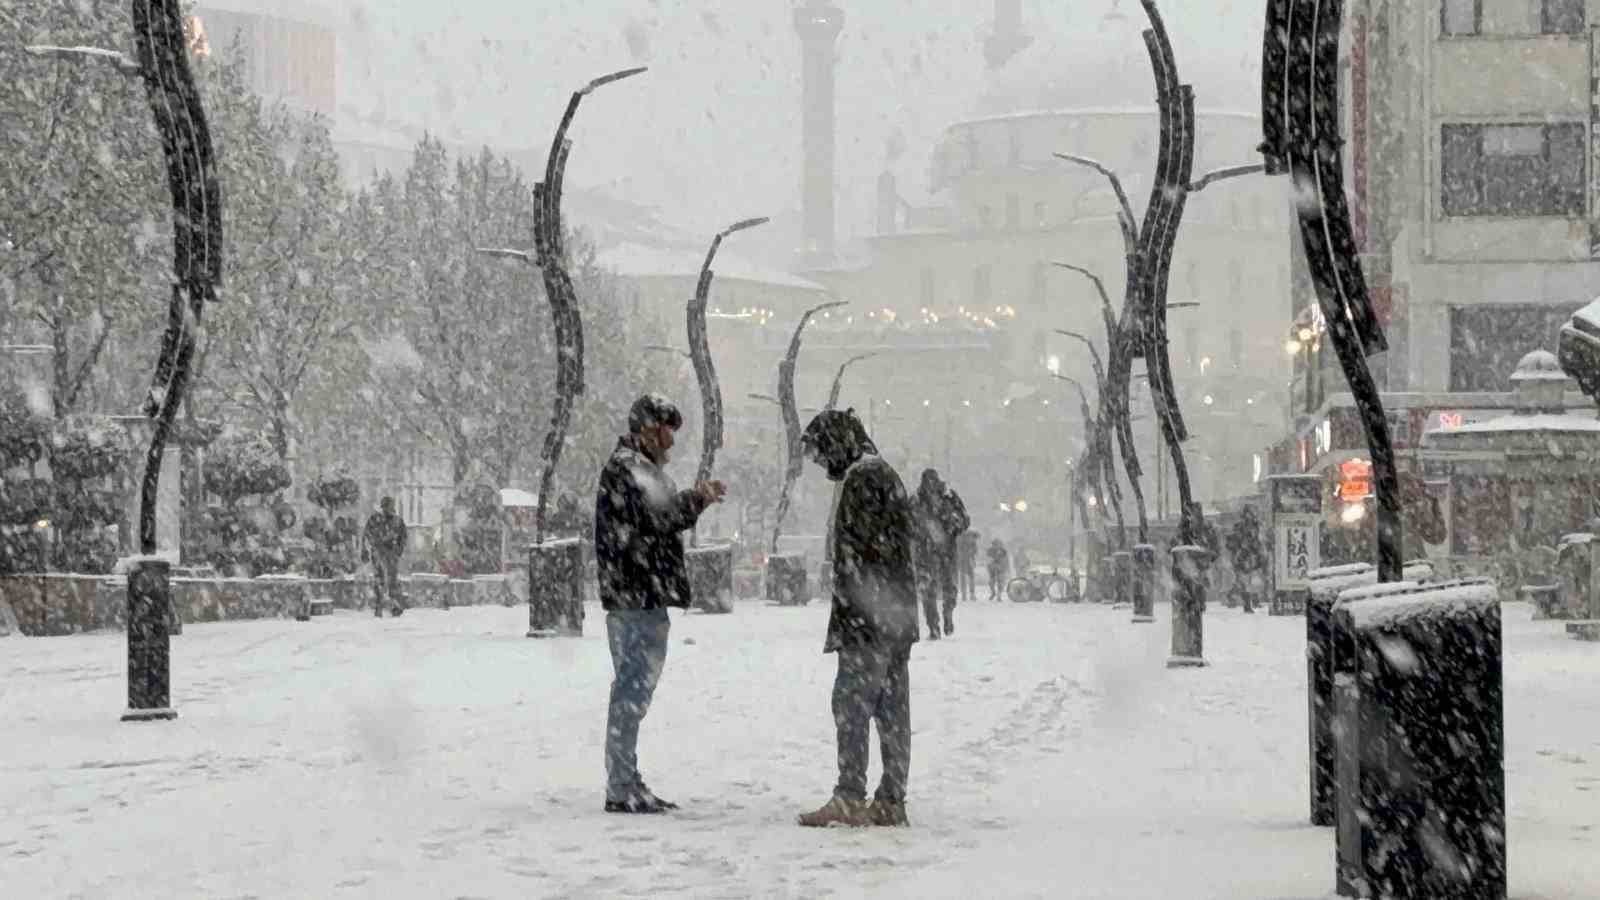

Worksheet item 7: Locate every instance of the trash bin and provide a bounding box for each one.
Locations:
[1306,563,1435,826]
[1330,578,1504,900]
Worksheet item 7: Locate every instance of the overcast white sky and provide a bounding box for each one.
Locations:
[326,0,1265,236]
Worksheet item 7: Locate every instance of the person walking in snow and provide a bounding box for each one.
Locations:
[986,538,1009,601]
[797,409,919,828]
[912,469,969,638]
[594,394,724,814]
[363,496,408,617]
[1225,506,1267,614]
[956,529,979,604]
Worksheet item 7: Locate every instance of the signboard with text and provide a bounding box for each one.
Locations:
[1268,474,1323,594]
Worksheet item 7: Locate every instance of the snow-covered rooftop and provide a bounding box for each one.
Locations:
[596,242,828,293]
[1510,349,1570,383]
[1435,413,1600,435]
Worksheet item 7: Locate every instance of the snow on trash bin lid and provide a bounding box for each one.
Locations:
[1309,563,1372,581]
[1341,579,1498,630]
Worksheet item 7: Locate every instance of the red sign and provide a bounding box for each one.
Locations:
[1338,458,1372,502]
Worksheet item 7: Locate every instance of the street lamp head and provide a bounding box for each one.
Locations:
[1286,338,1304,356]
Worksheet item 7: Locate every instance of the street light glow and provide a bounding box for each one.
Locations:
[1202,395,1214,406]
[1014,499,1029,512]
[1046,354,1061,374]
[1285,338,1303,355]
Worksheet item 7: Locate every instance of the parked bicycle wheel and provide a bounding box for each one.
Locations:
[1007,576,1039,603]
[1045,575,1072,603]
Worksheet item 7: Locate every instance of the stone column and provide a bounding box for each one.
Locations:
[1131,543,1156,623]
[1166,546,1210,668]
[1113,550,1133,608]
[122,558,177,721]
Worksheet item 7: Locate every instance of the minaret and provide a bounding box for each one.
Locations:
[984,0,1031,70]
[794,1,844,268]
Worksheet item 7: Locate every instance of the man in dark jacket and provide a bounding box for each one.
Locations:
[363,496,407,617]
[796,409,918,828]
[912,469,970,638]
[594,394,724,814]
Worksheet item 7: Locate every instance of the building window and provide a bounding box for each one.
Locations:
[920,267,936,307]
[1034,200,1048,227]
[1441,0,1479,35]
[1543,0,1585,34]
[1440,123,1585,218]
[978,204,994,228]
[1448,304,1581,391]
[974,264,992,305]
[1005,194,1020,230]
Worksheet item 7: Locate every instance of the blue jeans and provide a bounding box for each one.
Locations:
[833,643,912,803]
[605,608,671,801]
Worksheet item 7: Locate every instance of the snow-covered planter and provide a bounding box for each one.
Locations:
[765,552,807,607]
[687,543,734,614]
[1329,579,1504,899]
[528,539,584,637]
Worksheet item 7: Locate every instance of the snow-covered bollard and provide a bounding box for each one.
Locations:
[1330,578,1505,900]
[1166,545,1211,668]
[766,552,808,607]
[687,542,734,614]
[122,557,177,722]
[1131,544,1156,623]
[1112,550,1132,608]
[528,539,584,637]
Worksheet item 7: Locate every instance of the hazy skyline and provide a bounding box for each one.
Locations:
[283,0,1268,238]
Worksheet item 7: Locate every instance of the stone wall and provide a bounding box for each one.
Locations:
[0,572,518,637]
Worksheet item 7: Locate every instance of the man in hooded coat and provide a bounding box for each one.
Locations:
[912,468,970,638]
[796,409,919,828]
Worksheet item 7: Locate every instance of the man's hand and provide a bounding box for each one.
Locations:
[696,480,727,505]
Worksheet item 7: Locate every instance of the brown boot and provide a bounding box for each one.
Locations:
[797,796,870,827]
[868,798,909,827]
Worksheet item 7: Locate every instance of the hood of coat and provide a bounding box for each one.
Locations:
[802,409,878,482]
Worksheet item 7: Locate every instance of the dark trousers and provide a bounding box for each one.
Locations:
[372,556,405,614]
[832,643,912,804]
[916,555,955,635]
[987,567,1005,601]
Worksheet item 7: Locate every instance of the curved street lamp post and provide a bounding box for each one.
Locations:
[480,66,645,637]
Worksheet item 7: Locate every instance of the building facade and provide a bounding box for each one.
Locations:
[815,106,1293,540]
[1324,0,1600,398]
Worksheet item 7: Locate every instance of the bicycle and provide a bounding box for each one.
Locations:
[1006,566,1075,603]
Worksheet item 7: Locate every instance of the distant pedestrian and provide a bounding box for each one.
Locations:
[594,394,724,814]
[912,469,969,638]
[986,539,1009,601]
[797,409,918,828]
[1226,506,1267,613]
[363,496,408,617]
[956,530,979,604]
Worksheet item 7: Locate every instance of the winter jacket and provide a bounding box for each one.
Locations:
[912,485,969,559]
[826,455,919,652]
[594,436,710,611]
[363,511,407,560]
[986,543,1008,574]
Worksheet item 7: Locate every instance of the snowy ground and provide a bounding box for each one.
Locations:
[3,599,1597,899]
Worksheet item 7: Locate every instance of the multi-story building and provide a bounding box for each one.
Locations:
[1267,0,1600,561]
[813,104,1293,543]
[190,2,337,118]
[1290,0,1600,407]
